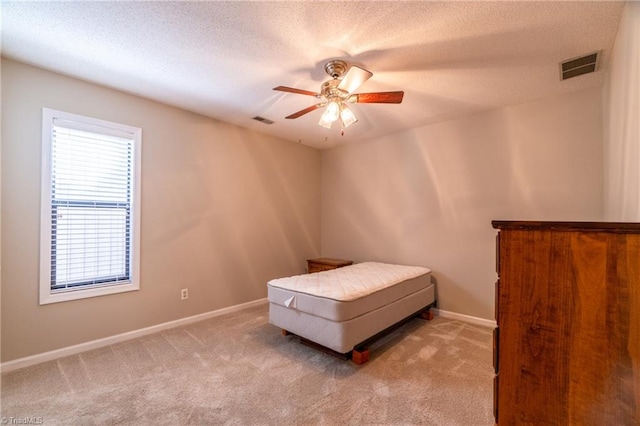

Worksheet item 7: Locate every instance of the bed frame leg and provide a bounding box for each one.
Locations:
[282,329,291,336]
[419,309,434,321]
[352,348,370,365]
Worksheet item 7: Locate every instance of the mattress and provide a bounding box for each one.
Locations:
[267,262,432,322]
[267,262,435,354]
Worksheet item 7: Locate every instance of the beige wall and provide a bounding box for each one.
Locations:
[6,5,637,359]
[603,1,640,221]
[1,59,321,362]
[321,88,604,320]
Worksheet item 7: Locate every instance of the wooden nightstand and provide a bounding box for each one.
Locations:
[307,258,353,274]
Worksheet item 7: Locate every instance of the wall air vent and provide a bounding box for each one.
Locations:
[560,51,600,81]
[252,116,275,125]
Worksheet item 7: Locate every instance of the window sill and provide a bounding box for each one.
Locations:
[39,281,139,305]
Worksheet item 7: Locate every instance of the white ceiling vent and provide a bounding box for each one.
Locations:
[560,51,600,81]
[252,116,275,125]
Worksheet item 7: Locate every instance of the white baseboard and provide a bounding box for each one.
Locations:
[1,298,268,374]
[433,308,497,328]
[2,300,494,373]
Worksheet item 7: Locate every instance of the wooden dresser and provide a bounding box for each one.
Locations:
[492,221,640,425]
[306,258,353,274]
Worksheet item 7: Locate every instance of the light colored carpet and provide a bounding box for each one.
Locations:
[1,303,494,425]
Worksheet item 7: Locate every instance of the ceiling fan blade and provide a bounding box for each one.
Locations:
[350,91,404,104]
[273,86,320,97]
[337,65,373,94]
[285,104,322,119]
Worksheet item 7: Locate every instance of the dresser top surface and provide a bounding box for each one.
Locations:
[492,220,640,233]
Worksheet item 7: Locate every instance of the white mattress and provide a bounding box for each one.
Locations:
[267,262,432,322]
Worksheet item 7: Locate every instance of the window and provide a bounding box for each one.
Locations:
[40,108,141,304]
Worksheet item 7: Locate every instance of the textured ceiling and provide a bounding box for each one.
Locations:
[1,1,625,149]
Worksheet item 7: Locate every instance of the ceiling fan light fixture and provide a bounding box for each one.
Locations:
[318,113,333,129]
[340,104,358,127]
[319,101,340,128]
[325,101,340,121]
[318,109,334,129]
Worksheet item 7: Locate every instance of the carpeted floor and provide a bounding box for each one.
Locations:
[1,303,494,425]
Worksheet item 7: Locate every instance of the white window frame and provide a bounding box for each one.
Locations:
[39,108,142,304]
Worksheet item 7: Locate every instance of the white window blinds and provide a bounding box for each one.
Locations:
[40,109,141,304]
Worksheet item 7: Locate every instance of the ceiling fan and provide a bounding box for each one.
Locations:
[273,60,404,130]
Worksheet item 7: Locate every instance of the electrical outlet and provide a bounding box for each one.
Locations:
[181,288,188,300]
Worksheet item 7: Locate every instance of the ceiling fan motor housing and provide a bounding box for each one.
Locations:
[324,60,348,79]
[321,79,348,100]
